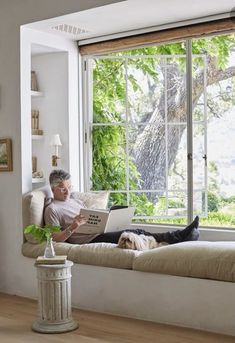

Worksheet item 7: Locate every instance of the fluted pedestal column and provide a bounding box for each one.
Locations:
[32,261,78,333]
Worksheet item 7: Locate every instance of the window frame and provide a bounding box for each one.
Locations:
[82,40,210,223]
[80,27,235,231]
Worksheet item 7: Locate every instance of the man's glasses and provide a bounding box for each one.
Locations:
[57,185,73,193]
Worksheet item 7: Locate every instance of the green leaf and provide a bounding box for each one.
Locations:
[24,223,61,242]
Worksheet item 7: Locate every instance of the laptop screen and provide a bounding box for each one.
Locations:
[104,207,135,233]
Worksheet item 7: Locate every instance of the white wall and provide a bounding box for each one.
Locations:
[21,27,81,192]
[0,0,122,294]
[31,52,69,185]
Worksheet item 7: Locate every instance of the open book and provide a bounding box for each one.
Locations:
[78,207,135,235]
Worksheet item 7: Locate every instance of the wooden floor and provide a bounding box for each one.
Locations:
[0,293,235,343]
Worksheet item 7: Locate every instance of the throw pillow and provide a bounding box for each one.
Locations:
[71,191,109,209]
[22,190,47,243]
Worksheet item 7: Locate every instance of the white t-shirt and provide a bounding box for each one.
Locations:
[44,198,98,244]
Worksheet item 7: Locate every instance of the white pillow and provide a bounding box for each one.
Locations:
[71,191,109,209]
[22,185,53,244]
[22,190,46,243]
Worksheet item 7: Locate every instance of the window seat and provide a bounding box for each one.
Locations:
[22,240,235,283]
[21,187,235,336]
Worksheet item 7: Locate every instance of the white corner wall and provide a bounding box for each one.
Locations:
[31,52,69,186]
[0,0,121,295]
[20,27,80,193]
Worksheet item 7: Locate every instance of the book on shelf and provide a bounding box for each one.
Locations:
[35,255,67,265]
[32,129,43,135]
[78,206,135,235]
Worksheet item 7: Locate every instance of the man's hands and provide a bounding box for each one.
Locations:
[52,214,87,242]
[70,214,87,233]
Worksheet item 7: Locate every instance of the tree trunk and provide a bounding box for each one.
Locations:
[133,59,235,196]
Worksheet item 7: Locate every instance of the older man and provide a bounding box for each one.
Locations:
[44,169,199,245]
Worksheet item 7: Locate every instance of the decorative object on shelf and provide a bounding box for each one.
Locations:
[31,110,43,135]
[0,138,13,172]
[32,129,43,135]
[31,70,39,91]
[32,177,45,184]
[32,135,43,140]
[32,156,37,173]
[32,170,44,179]
[31,91,43,97]
[32,160,44,184]
[24,223,61,257]
[50,134,62,167]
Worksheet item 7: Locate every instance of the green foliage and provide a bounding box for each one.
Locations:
[200,212,235,227]
[91,56,156,215]
[208,191,221,212]
[155,196,185,214]
[149,217,187,225]
[145,212,235,228]
[130,193,156,216]
[24,224,61,243]
[222,195,235,204]
[93,58,126,123]
[114,42,186,56]
[192,34,235,68]
[108,193,127,207]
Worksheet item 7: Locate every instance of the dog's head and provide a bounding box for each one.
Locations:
[118,232,148,251]
[118,232,136,249]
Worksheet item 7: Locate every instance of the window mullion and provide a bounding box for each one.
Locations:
[83,57,93,192]
[164,56,169,217]
[125,58,130,205]
[204,55,208,217]
[186,39,193,223]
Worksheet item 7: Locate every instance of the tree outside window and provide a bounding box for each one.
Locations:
[84,33,235,228]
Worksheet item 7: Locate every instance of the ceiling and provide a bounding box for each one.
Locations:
[27,0,235,45]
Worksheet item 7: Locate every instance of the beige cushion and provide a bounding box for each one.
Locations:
[71,191,109,209]
[133,241,235,282]
[22,190,47,243]
[22,241,73,259]
[22,241,140,269]
[68,243,141,269]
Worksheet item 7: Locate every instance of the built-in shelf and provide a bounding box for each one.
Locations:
[32,177,45,184]
[32,135,44,140]
[31,90,43,97]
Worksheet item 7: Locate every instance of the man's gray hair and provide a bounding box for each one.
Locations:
[49,169,71,189]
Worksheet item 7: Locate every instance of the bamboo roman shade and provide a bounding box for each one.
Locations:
[79,18,235,55]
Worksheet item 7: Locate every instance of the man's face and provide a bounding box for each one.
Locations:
[52,180,72,201]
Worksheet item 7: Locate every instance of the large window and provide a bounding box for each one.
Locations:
[83,33,235,228]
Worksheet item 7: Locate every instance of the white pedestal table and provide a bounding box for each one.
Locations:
[32,260,78,333]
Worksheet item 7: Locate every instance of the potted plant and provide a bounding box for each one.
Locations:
[24,224,61,258]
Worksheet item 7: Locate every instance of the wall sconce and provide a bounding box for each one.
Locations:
[50,134,62,167]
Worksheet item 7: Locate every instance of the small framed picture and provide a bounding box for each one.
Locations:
[0,138,13,172]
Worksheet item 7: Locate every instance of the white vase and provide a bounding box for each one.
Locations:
[44,237,55,258]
